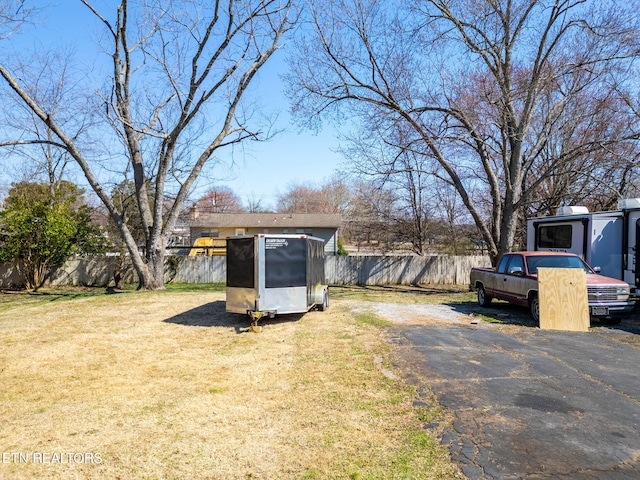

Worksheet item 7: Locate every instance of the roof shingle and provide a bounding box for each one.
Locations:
[189,212,341,228]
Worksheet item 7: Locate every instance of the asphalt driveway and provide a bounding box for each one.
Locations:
[390,321,640,479]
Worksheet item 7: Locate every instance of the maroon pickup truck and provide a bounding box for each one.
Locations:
[469,252,634,325]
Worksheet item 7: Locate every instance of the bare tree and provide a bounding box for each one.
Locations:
[524,86,640,217]
[338,180,394,252]
[0,0,295,289]
[375,149,436,255]
[245,193,271,212]
[0,49,91,195]
[320,174,353,212]
[276,183,323,212]
[276,175,352,213]
[0,0,32,40]
[287,0,640,263]
[341,115,475,254]
[433,179,477,255]
[195,186,245,213]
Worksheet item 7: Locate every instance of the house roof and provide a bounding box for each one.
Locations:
[190,212,342,229]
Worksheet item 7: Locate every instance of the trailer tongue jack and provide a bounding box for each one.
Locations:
[246,310,276,332]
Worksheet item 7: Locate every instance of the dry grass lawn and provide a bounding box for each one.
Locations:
[0,286,462,479]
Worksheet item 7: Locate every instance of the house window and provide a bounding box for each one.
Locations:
[235,228,245,236]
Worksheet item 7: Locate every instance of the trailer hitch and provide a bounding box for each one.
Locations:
[243,311,263,332]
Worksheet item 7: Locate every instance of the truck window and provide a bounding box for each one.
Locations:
[526,255,593,275]
[508,255,524,273]
[496,255,510,274]
[537,225,572,248]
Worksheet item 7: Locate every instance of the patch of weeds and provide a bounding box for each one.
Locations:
[349,472,376,480]
[165,282,225,293]
[141,400,171,414]
[302,468,322,478]
[0,287,108,310]
[416,406,443,423]
[208,387,224,394]
[471,311,502,323]
[407,430,438,450]
[386,392,406,406]
[355,311,391,328]
[359,397,401,414]
[388,430,457,477]
[33,289,106,300]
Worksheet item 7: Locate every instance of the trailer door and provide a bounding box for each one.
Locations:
[624,211,640,288]
[226,236,257,314]
[261,237,309,314]
[264,237,306,288]
[227,237,255,288]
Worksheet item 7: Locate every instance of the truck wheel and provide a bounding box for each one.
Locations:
[318,290,329,311]
[530,295,540,324]
[477,287,492,307]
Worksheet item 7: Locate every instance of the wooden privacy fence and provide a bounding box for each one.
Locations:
[0,254,491,288]
[324,255,491,285]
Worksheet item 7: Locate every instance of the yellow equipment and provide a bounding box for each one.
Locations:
[189,237,227,256]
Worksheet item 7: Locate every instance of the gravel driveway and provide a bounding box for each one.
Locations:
[348,301,482,325]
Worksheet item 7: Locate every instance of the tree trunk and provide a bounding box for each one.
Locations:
[18,258,47,291]
[112,243,127,289]
[136,255,165,290]
[497,201,520,261]
[134,235,166,291]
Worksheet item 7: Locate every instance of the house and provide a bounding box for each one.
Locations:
[188,209,342,255]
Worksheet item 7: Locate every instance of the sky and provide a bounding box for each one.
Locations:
[2,1,344,210]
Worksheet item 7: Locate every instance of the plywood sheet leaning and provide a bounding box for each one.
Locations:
[537,267,589,332]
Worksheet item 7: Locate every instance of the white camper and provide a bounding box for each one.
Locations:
[527,199,640,293]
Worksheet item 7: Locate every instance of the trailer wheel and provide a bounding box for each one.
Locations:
[318,289,329,311]
[477,286,492,307]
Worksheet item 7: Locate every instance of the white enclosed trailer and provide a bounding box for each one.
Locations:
[527,199,640,293]
[226,234,329,328]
